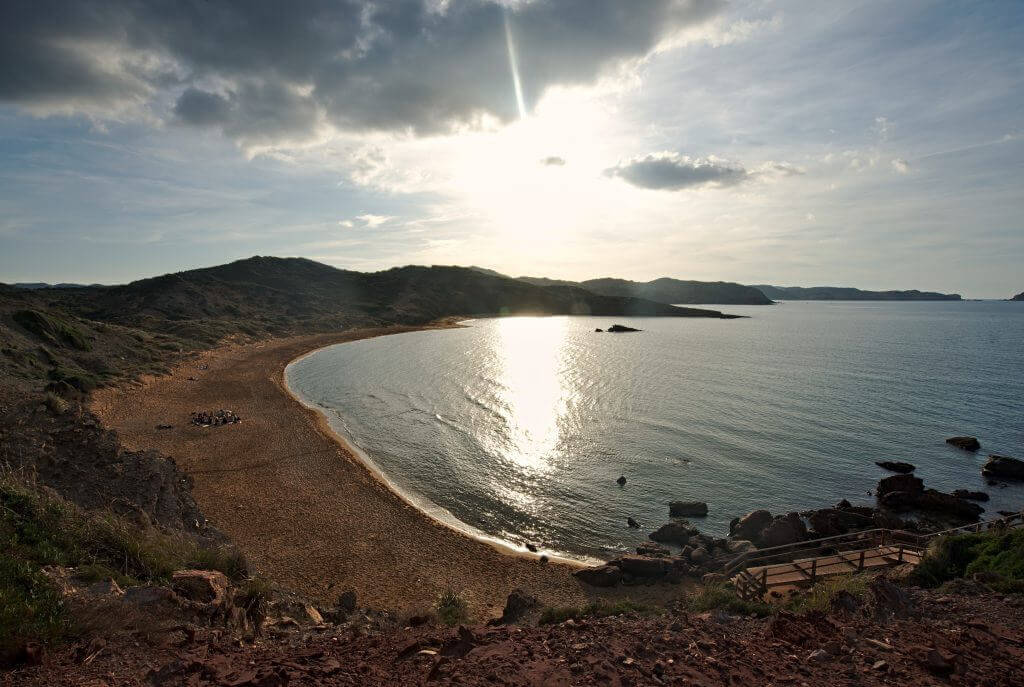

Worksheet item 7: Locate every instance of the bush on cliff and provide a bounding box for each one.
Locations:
[913,528,1024,593]
[0,474,248,661]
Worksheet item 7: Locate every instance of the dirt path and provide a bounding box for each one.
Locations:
[91,327,662,619]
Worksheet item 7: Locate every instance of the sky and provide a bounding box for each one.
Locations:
[0,0,1021,298]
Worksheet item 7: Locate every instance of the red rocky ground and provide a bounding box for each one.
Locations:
[6,580,1024,686]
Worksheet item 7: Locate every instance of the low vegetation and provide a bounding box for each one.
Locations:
[435,588,468,626]
[683,583,772,617]
[12,309,91,351]
[912,528,1024,593]
[0,474,248,659]
[538,600,657,625]
[784,574,872,614]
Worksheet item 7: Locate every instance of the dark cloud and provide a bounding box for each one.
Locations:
[605,153,748,190]
[540,156,566,166]
[0,0,723,142]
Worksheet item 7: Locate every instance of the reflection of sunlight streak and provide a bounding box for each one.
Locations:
[494,317,568,472]
[503,10,527,119]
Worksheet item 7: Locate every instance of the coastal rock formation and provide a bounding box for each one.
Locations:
[669,501,708,517]
[1011,291,1024,301]
[610,555,670,578]
[946,436,981,452]
[606,324,640,332]
[876,461,915,474]
[916,490,984,520]
[626,517,640,529]
[760,513,808,548]
[729,510,774,542]
[982,455,1024,480]
[952,490,989,502]
[727,510,806,548]
[877,474,924,498]
[649,521,699,546]
[572,565,621,587]
[616,475,627,486]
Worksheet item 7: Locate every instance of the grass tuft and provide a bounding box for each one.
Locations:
[539,600,657,625]
[435,588,468,626]
[683,582,772,617]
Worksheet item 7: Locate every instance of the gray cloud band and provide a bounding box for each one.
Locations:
[1,0,723,143]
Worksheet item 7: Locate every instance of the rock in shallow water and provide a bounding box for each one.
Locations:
[982,455,1024,480]
[669,500,708,517]
[875,461,915,474]
[946,436,981,451]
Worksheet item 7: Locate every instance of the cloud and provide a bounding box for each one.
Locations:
[604,152,748,190]
[355,214,394,228]
[540,156,566,166]
[1,0,725,145]
[891,158,911,174]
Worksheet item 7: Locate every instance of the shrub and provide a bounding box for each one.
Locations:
[913,528,1024,592]
[539,600,657,625]
[435,589,468,626]
[683,583,772,617]
[0,476,251,656]
[13,310,91,351]
[786,575,871,614]
[44,392,69,414]
[237,577,272,627]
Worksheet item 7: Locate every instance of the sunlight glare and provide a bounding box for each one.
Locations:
[493,317,569,473]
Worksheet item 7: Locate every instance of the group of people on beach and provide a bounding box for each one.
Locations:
[190,409,241,427]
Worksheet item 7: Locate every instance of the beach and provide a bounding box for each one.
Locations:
[90,326,665,618]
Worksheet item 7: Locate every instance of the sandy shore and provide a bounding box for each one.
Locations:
[91,327,672,618]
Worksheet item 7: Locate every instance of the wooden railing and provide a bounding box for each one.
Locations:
[720,510,1024,584]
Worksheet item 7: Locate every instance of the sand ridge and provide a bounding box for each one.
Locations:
[91,326,660,618]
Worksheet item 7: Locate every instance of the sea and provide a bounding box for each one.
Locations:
[285,301,1024,560]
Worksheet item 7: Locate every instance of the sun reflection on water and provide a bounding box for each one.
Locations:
[492,317,569,475]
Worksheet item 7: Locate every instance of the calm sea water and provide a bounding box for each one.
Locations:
[286,302,1024,560]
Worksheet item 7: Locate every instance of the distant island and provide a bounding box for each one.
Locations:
[1012,291,1024,301]
[470,268,964,304]
[753,285,961,301]
[519,276,772,305]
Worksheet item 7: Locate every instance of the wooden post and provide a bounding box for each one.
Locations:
[858,549,865,571]
[897,545,904,563]
[761,568,768,596]
[811,558,817,583]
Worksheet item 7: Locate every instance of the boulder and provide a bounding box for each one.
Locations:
[952,489,989,502]
[495,588,538,623]
[729,510,773,541]
[336,589,357,615]
[877,474,924,498]
[649,521,699,546]
[607,324,640,333]
[875,461,915,474]
[917,489,984,521]
[616,475,627,486]
[610,555,669,578]
[669,501,708,517]
[626,517,641,529]
[171,570,231,609]
[726,539,756,554]
[760,512,808,548]
[946,436,980,452]
[879,490,918,511]
[807,507,876,537]
[982,455,1024,480]
[688,547,708,564]
[573,565,622,587]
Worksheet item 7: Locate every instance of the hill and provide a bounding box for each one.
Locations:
[754,285,961,301]
[516,275,772,305]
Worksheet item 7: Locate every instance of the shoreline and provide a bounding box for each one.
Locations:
[90,327,668,618]
[282,334,592,566]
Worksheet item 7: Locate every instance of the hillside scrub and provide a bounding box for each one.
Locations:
[0,474,248,660]
[912,528,1024,592]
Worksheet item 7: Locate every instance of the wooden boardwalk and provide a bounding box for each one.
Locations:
[733,544,921,600]
[727,512,1023,601]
